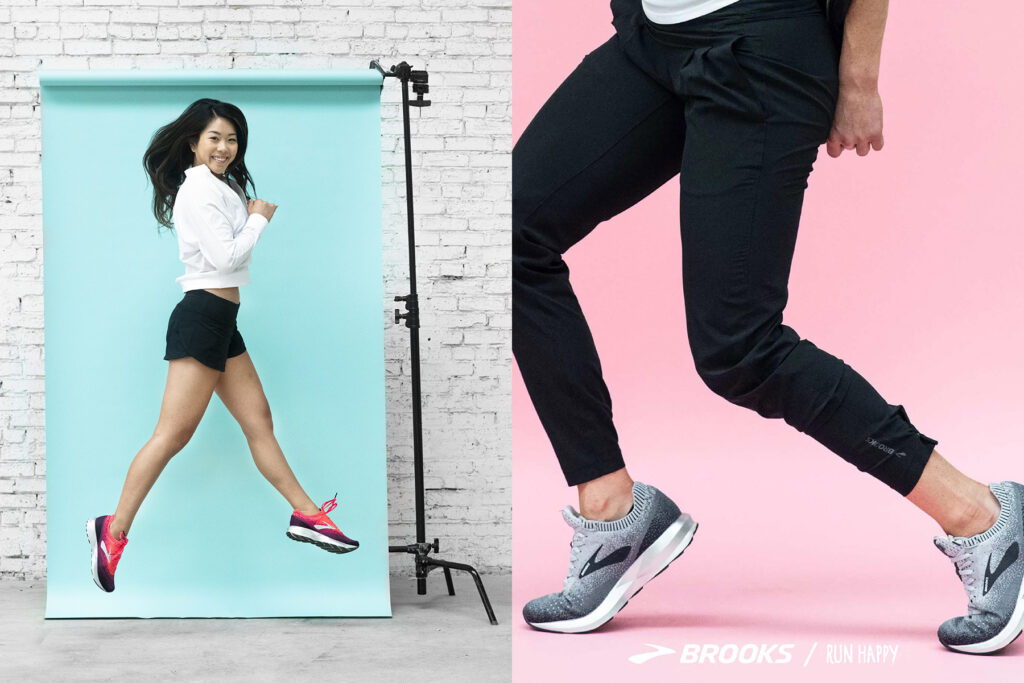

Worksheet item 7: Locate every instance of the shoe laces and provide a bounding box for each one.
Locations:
[103,520,128,572]
[309,494,340,529]
[948,547,982,614]
[563,530,587,592]
[320,494,338,516]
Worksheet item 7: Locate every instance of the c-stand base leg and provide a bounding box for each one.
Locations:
[390,541,499,625]
[424,557,497,625]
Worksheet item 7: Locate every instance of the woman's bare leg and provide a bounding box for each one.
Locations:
[109,357,221,538]
[214,351,319,515]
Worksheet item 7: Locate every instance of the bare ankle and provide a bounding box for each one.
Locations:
[577,467,635,521]
[108,516,128,539]
[579,492,633,521]
[946,488,1000,538]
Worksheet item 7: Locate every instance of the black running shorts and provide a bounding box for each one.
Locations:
[164,289,246,372]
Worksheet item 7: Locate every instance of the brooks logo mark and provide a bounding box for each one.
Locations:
[314,524,333,530]
[983,541,1019,596]
[100,540,112,563]
[865,437,905,458]
[579,544,631,579]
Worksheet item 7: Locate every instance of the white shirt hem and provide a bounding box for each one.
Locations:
[642,0,743,25]
[176,269,252,292]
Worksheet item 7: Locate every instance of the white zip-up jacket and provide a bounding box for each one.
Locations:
[172,162,269,292]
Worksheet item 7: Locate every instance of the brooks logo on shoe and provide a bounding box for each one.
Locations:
[579,544,631,579]
[100,540,112,564]
[314,524,333,530]
[983,541,1020,596]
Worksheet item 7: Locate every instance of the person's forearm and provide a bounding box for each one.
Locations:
[838,0,889,90]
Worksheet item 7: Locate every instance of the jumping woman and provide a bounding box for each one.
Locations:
[87,99,359,593]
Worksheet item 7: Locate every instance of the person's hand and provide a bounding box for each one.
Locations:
[826,84,884,158]
[248,198,277,222]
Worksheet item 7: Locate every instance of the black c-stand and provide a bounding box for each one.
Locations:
[370,60,498,625]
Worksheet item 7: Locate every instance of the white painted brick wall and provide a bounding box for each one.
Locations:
[0,0,511,581]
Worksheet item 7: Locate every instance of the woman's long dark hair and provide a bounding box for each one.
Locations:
[143,98,257,231]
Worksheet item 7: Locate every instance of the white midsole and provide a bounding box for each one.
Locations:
[529,514,697,633]
[86,519,103,590]
[288,525,356,549]
[946,571,1024,653]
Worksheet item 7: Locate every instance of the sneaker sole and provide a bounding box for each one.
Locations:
[286,526,358,554]
[85,518,110,593]
[527,514,698,634]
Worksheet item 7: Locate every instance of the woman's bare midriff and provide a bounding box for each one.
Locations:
[204,287,240,304]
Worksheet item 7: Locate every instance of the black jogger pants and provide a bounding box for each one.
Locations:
[512,0,938,493]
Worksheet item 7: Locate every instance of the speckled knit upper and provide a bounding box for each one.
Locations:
[523,482,683,625]
[933,481,1024,648]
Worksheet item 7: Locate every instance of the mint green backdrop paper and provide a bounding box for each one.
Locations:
[40,69,390,617]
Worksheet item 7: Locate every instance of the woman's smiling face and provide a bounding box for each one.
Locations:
[190,117,238,174]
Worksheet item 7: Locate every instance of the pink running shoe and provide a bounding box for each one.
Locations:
[287,495,359,554]
[86,515,127,592]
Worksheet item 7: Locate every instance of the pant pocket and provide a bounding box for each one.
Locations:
[713,34,768,121]
[741,14,839,128]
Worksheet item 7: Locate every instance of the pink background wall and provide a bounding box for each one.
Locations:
[513,0,1024,679]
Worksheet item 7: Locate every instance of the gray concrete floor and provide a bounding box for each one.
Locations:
[0,573,512,682]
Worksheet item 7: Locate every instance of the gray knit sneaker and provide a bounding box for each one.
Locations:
[933,481,1024,654]
[523,482,697,633]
